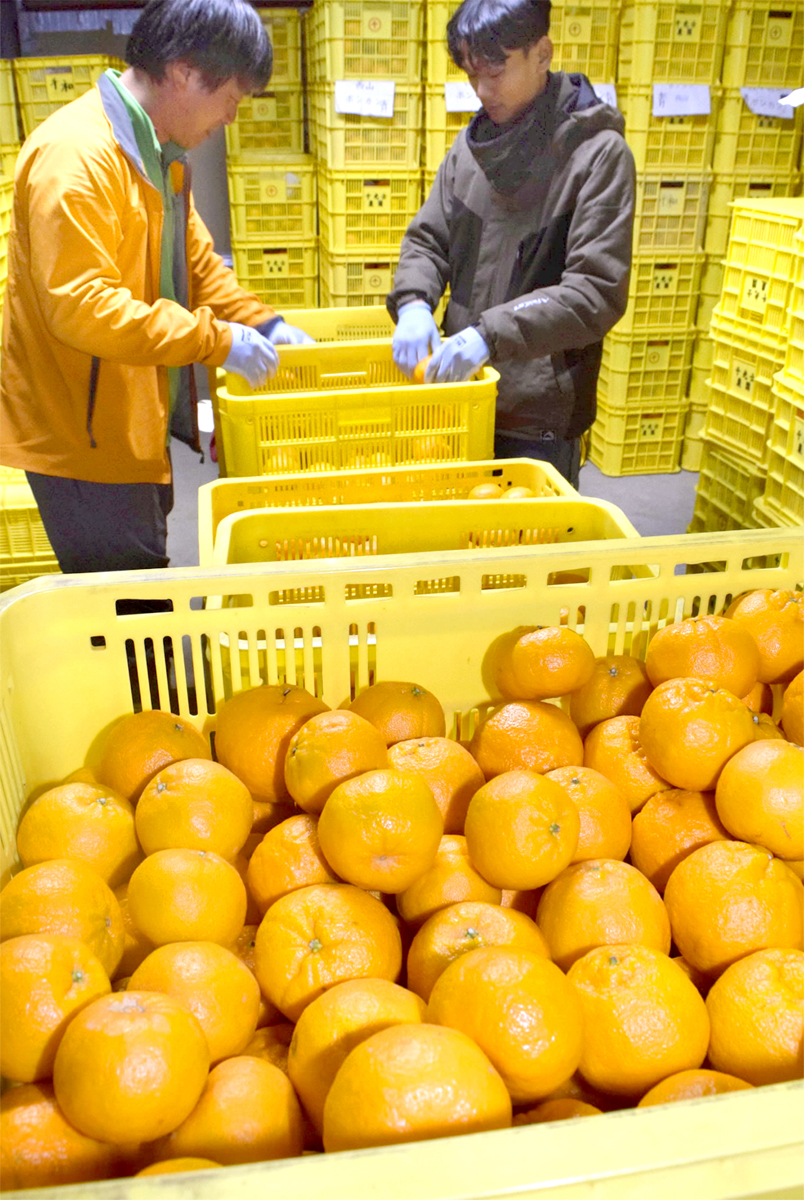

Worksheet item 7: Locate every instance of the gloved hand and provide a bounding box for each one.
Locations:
[223,322,279,389]
[265,320,315,346]
[425,326,489,383]
[392,301,442,378]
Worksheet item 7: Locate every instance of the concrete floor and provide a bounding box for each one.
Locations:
[166,430,700,569]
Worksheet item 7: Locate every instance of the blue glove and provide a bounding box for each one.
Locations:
[265,320,315,346]
[392,301,442,378]
[223,323,278,389]
[425,326,489,383]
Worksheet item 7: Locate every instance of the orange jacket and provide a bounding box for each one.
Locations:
[0,79,274,483]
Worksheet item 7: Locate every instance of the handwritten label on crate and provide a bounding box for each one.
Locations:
[733,360,755,396]
[262,249,290,277]
[653,85,711,117]
[741,275,769,315]
[335,80,395,117]
[444,81,481,112]
[741,88,796,119]
[658,181,687,214]
[652,265,680,293]
[362,181,391,211]
[673,11,702,42]
[592,83,618,109]
[45,66,76,100]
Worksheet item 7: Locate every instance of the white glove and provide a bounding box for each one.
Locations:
[425,326,490,383]
[265,320,315,346]
[223,323,279,389]
[393,301,442,378]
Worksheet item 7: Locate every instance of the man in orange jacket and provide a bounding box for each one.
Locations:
[0,0,309,573]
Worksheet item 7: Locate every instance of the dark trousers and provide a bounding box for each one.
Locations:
[493,431,582,490]
[26,472,174,574]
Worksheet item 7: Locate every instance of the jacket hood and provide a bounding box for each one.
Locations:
[466,71,625,196]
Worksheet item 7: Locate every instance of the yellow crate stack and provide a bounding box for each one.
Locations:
[226,9,317,310]
[0,60,21,179]
[12,54,125,137]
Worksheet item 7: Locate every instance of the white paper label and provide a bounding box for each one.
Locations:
[443,80,482,112]
[592,83,618,109]
[652,84,711,117]
[334,80,395,118]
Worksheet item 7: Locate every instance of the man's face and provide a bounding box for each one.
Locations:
[166,67,248,149]
[461,39,552,125]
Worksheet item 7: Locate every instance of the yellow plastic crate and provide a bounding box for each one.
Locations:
[688,331,714,404]
[714,89,804,175]
[257,7,303,85]
[599,329,695,409]
[319,245,399,307]
[620,86,720,172]
[705,174,802,258]
[12,54,125,136]
[198,459,576,564]
[279,304,395,340]
[224,89,304,157]
[785,230,804,385]
[722,1,804,87]
[761,369,804,525]
[424,0,462,82]
[0,144,19,178]
[681,402,708,469]
[0,61,19,145]
[688,438,765,532]
[616,253,705,333]
[617,0,728,84]
[307,0,424,82]
[753,492,802,527]
[702,314,785,463]
[0,466,59,592]
[317,168,421,251]
[695,254,725,331]
[227,154,316,242]
[231,241,318,309]
[589,399,688,474]
[424,85,475,173]
[309,84,422,169]
[633,173,710,253]
[215,340,497,476]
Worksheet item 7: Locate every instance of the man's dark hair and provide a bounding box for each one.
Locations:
[447,0,551,68]
[127,0,272,93]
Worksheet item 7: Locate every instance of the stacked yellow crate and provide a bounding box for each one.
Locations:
[12,54,125,138]
[226,9,318,309]
[307,0,424,306]
[590,0,726,475]
[0,61,21,178]
[689,197,804,531]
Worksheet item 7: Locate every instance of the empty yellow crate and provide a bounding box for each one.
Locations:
[705,174,802,257]
[256,7,303,85]
[319,245,399,307]
[617,0,728,84]
[761,370,804,525]
[198,459,576,564]
[681,402,708,470]
[721,1,804,87]
[309,84,422,169]
[688,438,765,532]
[599,329,695,408]
[0,61,19,145]
[688,331,714,404]
[634,173,710,253]
[620,86,720,172]
[216,340,498,476]
[280,304,395,339]
[225,89,304,157]
[13,54,124,136]
[227,155,316,242]
[713,89,804,175]
[617,253,705,333]
[424,85,475,173]
[306,0,424,82]
[754,492,802,528]
[318,168,422,251]
[424,0,462,82]
[0,467,59,592]
[589,400,688,474]
[231,241,318,309]
[785,231,804,385]
[702,315,785,463]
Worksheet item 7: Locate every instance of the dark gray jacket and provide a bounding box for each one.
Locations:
[387,72,636,439]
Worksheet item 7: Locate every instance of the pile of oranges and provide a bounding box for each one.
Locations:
[1,587,802,1189]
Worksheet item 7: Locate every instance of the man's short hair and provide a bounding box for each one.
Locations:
[447,0,551,68]
[126,0,272,93]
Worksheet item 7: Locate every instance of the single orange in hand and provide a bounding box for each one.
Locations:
[214,684,329,805]
[317,768,443,893]
[396,834,501,927]
[583,715,671,814]
[536,859,671,971]
[152,1055,304,1166]
[569,655,653,738]
[387,737,485,833]
[567,944,710,1097]
[645,615,760,697]
[406,899,550,1002]
[347,681,446,746]
[16,782,141,889]
[637,1068,751,1106]
[706,948,804,1085]
[0,858,124,977]
[127,849,246,948]
[253,883,402,1022]
[95,710,212,802]
[715,740,803,859]
[0,934,110,1083]
[470,700,583,778]
[486,625,595,701]
[287,978,426,1134]
[413,355,432,384]
[129,941,261,1064]
[630,789,729,893]
[545,766,632,863]
[52,991,210,1145]
[322,1023,511,1151]
[428,946,584,1103]
[246,814,340,915]
[464,768,580,889]
[724,588,804,684]
[284,709,389,813]
[639,678,756,792]
[782,670,803,745]
[663,840,804,976]
[135,758,253,860]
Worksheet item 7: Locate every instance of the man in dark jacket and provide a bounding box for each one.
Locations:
[386,0,635,485]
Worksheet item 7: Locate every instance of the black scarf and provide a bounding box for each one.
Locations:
[466,72,561,196]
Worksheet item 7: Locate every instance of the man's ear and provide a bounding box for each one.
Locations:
[164,60,194,91]
[536,36,553,69]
